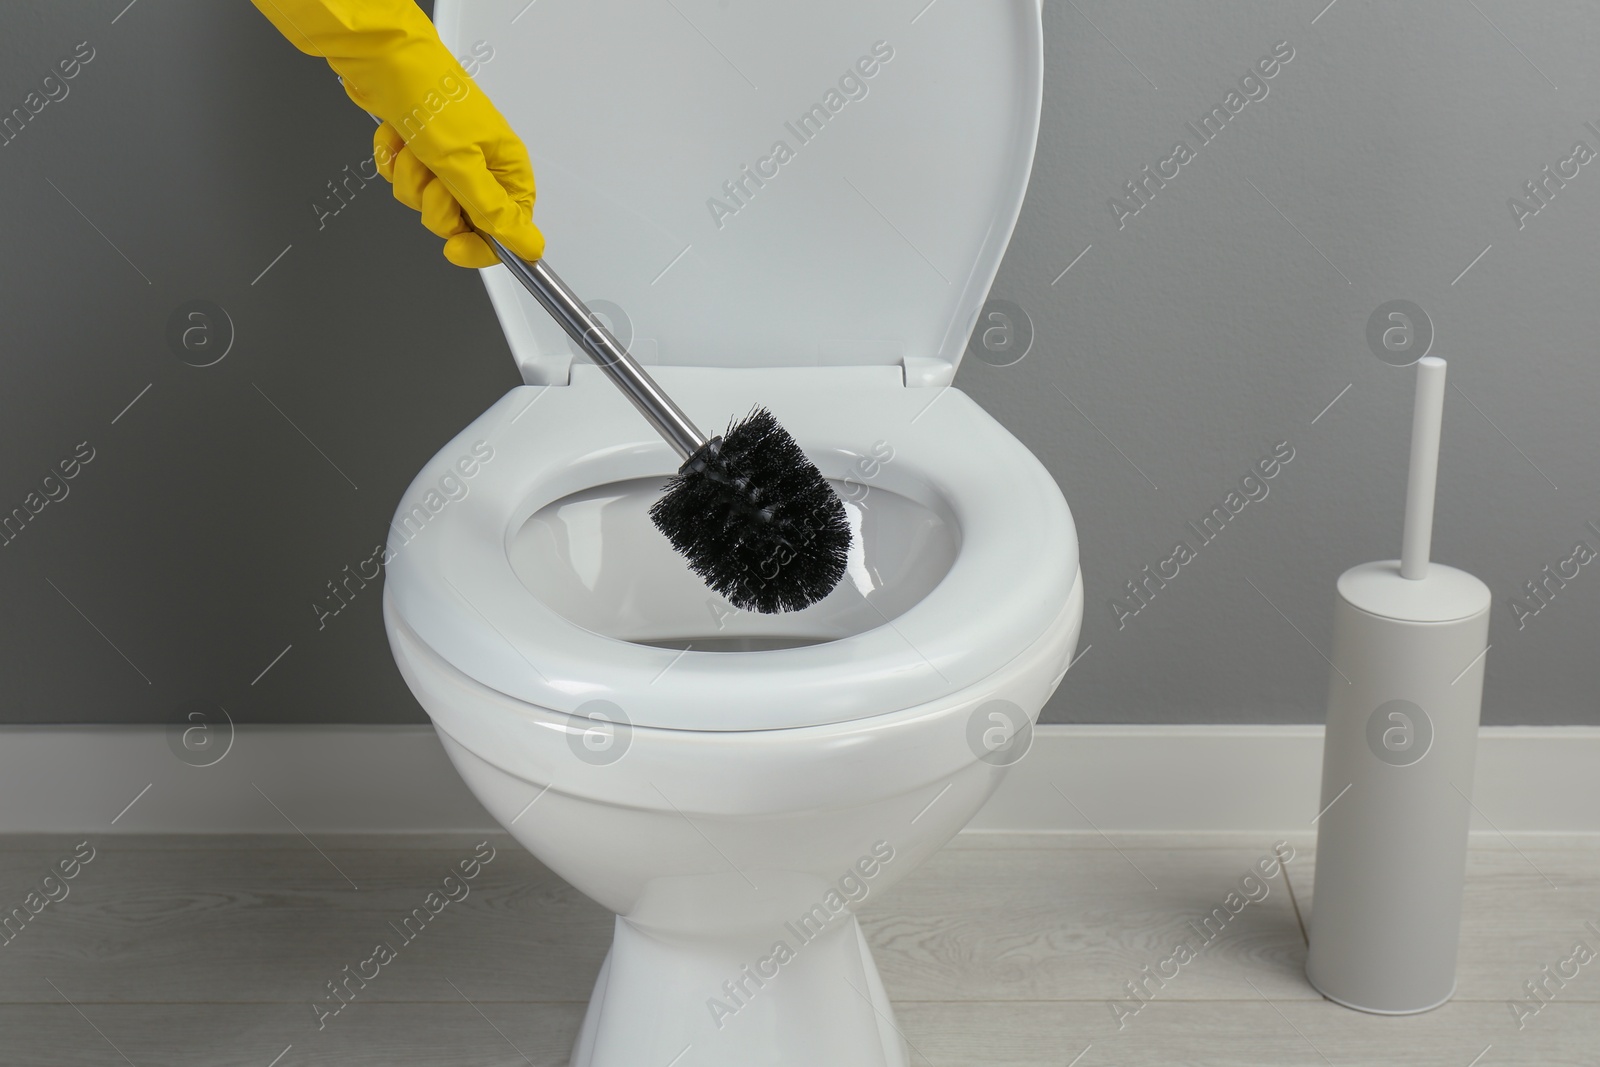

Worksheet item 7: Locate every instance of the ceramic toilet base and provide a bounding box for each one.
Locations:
[570,912,909,1067]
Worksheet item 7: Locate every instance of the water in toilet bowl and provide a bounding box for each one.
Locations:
[508,471,958,650]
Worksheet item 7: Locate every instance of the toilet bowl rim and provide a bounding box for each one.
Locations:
[388,574,1082,818]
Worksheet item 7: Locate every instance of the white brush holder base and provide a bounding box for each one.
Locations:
[1305,560,1491,1014]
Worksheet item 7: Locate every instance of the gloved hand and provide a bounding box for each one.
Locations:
[251,0,543,267]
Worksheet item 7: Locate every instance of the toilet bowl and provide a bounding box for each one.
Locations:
[386,3,1075,1064]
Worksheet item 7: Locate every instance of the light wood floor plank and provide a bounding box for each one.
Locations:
[865,843,1313,1002]
[0,1003,583,1067]
[0,842,611,1004]
[1,998,1587,1067]
[0,835,1595,1065]
[893,1000,1589,1067]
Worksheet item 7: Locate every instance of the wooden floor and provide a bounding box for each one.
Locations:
[0,831,1594,1065]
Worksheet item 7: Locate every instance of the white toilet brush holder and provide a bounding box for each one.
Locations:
[1304,356,1492,1014]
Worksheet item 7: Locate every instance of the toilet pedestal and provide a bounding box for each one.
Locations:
[572,913,908,1067]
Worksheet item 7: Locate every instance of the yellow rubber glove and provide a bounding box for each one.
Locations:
[252,0,543,267]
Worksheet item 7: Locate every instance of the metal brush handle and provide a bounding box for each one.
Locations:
[483,236,707,461]
[358,103,707,460]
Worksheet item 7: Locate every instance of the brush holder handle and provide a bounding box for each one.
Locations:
[1305,561,1491,1014]
[354,104,709,462]
[483,235,708,462]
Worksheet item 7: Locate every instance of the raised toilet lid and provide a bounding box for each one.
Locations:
[430,0,1044,387]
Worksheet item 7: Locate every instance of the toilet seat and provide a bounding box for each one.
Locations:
[384,364,1078,731]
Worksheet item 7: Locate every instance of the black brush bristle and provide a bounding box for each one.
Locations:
[648,406,851,614]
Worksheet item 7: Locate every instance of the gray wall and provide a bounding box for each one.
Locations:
[0,1,1595,726]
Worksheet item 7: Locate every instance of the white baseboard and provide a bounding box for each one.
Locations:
[0,724,1594,835]
[966,724,1600,836]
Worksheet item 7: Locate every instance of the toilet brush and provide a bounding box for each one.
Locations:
[486,236,850,614]
[359,106,849,613]
[1304,355,1492,1013]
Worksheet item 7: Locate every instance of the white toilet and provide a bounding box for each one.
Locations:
[384,2,1080,1065]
